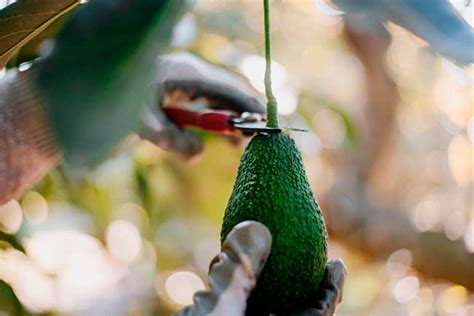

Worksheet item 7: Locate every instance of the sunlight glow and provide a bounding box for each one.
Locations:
[0,200,23,234]
[0,0,16,10]
[411,197,441,232]
[165,271,205,306]
[12,229,127,313]
[312,109,346,148]
[114,203,149,233]
[444,211,467,241]
[464,220,474,253]
[439,285,469,314]
[13,257,55,313]
[193,237,220,272]
[18,61,33,72]
[21,191,48,224]
[172,14,197,48]
[392,276,419,303]
[274,87,298,115]
[238,55,298,115]
[449,0,474,26]
[106,220,142,264]
[239,55,287,93]
[387,249,412,277]
[0,248,54,313]
[448,135,474,186]
[24,230,103,274]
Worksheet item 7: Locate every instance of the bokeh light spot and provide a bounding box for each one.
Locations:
[392,276,419,303]
[448,135,474,186]
[439,285,468,314]
[238,55,298,115]
[0,200,23,234]
[165,271,205,306]
[172,13,197,48]
[238,55,288,93]
[444,211,466,241]
[411,196,441,232]
[312,109,346,148]
[193,237,220,272]
[21,191,48,224]
[387,249,412,277]
[464,220,474,253]
[106,220,142,264]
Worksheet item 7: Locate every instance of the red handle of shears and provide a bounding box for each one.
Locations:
[163,107,237,134]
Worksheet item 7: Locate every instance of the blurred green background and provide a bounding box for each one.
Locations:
[0,0,473,315]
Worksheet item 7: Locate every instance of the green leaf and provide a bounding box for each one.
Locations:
[15,13,73,66]
[0,280,26,316]
[35,0,190,166]
[0,0,81,68]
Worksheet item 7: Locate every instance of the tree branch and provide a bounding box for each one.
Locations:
[320,16,474,290]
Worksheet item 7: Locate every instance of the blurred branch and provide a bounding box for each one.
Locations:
[321,17,474,290]
[342,16,399,182]
[324,178,474,290]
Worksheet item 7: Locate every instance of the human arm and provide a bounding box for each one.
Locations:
[0,69,60,205]
[0,51,264,205]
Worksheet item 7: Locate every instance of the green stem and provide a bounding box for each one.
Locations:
[264,0,279,128]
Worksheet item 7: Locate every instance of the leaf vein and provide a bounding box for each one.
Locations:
[0,29,32,42]
[0,1,80,67]
[0,11,57,22]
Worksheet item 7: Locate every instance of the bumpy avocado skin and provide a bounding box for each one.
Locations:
[221,133,328,313]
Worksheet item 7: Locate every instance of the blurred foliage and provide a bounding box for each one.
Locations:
[35,0,189,166]
[1,0,474,315]
[0,281,26,316]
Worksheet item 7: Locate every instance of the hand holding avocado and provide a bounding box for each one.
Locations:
[177,221,346,316]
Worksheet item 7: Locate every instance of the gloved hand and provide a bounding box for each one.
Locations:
[32,0,265,166]
[176,221,346,316]
[328,0,474,64]
[139,52,265,160]
[0,51,264,203]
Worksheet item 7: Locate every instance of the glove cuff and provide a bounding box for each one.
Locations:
[0,68,60,205]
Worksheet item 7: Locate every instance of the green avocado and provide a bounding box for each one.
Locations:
[221,133,328,313]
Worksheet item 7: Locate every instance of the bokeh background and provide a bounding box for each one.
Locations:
[0,0,473,315]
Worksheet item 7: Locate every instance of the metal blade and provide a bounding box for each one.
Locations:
[233,121,307,134]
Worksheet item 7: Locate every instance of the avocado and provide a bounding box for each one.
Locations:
[221,133,328,313]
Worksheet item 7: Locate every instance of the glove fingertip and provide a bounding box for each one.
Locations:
[223,221,272,278]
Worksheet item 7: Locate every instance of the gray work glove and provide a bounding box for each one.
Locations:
[139,52,265,160]
[33,0,264,166]
[176,221,346,316]
[330,0,474,65]
[0,52,264,203]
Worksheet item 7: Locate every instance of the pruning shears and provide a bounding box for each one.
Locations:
[163,107,306,136]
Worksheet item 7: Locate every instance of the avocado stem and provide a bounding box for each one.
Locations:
[264,0,279,128]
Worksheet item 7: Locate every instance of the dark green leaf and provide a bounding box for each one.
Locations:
[35,0,190,166]
[0,280,25,316]
[0,231,25,252]
[0,0,81,68]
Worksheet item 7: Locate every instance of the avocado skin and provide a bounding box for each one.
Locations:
[221,133,328,313]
